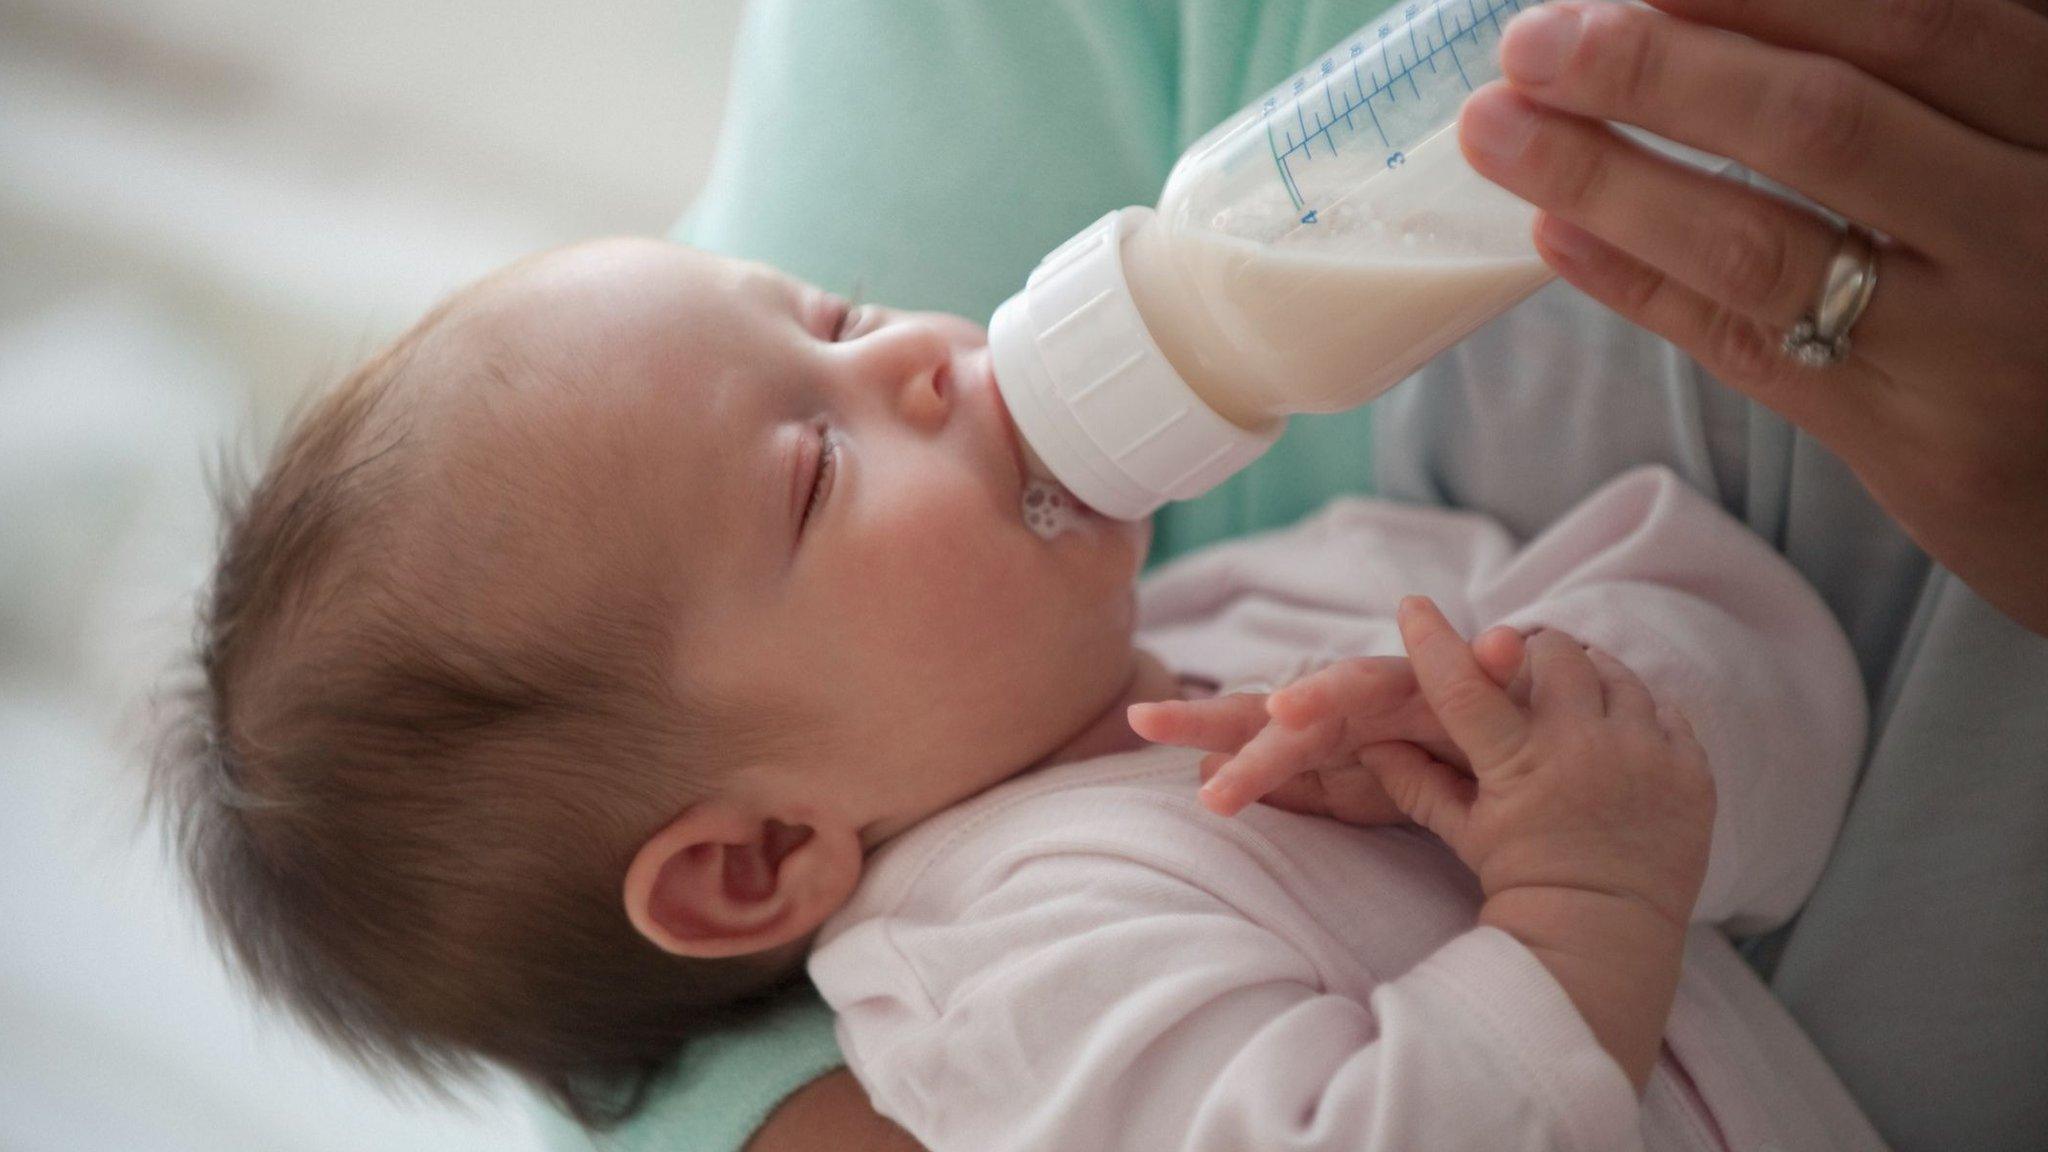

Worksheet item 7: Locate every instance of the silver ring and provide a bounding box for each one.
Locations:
[1783,226,1879,368]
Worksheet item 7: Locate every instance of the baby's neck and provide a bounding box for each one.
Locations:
[1028,648,1186,771]
[858,650,1189,850]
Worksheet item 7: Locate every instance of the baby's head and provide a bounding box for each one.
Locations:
[156,238,1150,1121]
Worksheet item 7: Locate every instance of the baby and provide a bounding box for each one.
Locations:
[159,237,1880,1148]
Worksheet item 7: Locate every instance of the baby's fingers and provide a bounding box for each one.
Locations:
[1268,657,1415,729]
[1472,626,1528,691]
[1128,693,1268,753]
[1398,597,1530,768]
[1198,718,1337,817]
[1528,629,1603,717]
[1372,744,1476,855]
[1656,703,1701,751]
[1586,647,1656,721]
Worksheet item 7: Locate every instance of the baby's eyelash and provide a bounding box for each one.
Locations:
[833,279,867,341]
[833,303,864,341]
[803,425,840,530]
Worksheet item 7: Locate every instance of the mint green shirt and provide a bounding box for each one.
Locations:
[531,986,842,1152]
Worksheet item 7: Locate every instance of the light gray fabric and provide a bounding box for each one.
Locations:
[1376,276,2048,1152]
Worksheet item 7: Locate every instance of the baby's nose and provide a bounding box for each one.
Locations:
[851,320,953,429]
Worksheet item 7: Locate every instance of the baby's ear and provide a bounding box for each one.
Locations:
[623,802,862,959]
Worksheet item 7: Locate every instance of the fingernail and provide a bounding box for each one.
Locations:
[1461,91,1538,163]
[1503,5,1582,86]
[1200,785,1241,818]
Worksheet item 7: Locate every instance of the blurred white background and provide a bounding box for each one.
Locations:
[0,1,745,1147]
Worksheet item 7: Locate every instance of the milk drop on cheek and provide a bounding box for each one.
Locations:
[1022,478,1087,540]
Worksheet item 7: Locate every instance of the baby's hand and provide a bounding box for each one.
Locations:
[1388,596,1713,1087]
[1127,630,1524,824]
[1389,597,1714,936]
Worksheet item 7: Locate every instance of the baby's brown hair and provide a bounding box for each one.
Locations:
[153,290,797,1126]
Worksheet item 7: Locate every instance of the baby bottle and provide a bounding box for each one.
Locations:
[991,0,1557,520]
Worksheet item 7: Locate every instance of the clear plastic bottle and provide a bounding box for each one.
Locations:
[991,0,1558,519]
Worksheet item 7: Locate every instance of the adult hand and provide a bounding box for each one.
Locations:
[1458,0,2048,635]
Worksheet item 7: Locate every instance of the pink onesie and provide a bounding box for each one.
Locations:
[811,467,1885,1151]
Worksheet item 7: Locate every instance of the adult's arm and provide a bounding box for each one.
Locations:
[1458,0,2048,634]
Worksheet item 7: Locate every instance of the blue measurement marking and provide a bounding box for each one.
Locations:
[1267,0,1522,217]
[1459,3,1485,45]
[1264,113,1307,210]
[1378,28,1395,100]
[1437,5,1475,91]
[1365,99,1390,148]
[1410,17,1435,74]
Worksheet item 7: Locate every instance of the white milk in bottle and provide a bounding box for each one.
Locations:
[1122,126,1549,430]
[990,0,1564,521]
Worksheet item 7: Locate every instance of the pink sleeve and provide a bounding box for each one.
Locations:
[817,849,1641,1152]
[1464,467,1867,932]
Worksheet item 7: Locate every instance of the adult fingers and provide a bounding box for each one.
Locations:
[1462,86,1930,347]
[1397,596,1530,766]
[1529,211,1907,452]
[1483,1,2033,254]
[1128,694,1269,753]
[1527,629,1605,716]
[1648,0,2048,150]
[1585,646,1656,722]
